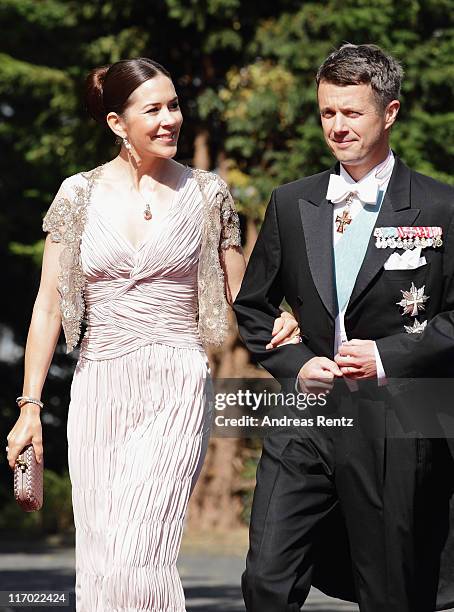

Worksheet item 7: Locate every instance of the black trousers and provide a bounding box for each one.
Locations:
[242,390,454,612]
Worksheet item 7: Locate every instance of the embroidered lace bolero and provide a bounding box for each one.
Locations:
[42,165,241,354]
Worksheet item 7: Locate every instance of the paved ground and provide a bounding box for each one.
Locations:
[0,539,358,611]
[179,553,358,611]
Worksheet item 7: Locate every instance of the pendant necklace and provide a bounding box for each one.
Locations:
[123,136,153,220]
[136,180,153,221]
[134,185,153,220]
[143,201,152,221]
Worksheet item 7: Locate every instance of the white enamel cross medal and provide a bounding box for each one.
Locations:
[397,282,429,317]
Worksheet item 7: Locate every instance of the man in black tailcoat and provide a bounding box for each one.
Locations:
[233,44,454,612]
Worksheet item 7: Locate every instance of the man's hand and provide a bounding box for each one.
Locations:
[297,357,343,394]
[334,339,377,379]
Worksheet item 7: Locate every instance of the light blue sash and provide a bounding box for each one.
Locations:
[334,191,384,314]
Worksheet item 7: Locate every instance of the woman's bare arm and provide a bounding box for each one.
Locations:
[7,234,63,468]
[22,234,64,395]
[220,245,246,305]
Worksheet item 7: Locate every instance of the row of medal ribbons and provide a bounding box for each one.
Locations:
[374,226,443,249]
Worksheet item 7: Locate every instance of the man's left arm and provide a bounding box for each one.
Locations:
[233,189,316,387]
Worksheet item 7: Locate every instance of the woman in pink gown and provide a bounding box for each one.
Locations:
[6,58,301,611]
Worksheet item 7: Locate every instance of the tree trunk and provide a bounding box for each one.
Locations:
[192,128,210,171]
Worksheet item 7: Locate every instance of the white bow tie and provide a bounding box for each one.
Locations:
[326,174,379,205]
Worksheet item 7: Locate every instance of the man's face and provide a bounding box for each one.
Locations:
[317,80,394,170]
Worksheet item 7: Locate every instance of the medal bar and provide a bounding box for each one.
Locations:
[374,226,443,249]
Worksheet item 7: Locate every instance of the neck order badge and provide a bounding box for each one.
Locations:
[333,190,385,314]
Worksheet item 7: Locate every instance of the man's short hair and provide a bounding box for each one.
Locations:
[316,44,404,109]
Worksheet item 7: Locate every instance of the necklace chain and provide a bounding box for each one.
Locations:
[123,138,153,220]
[122,140,187,220]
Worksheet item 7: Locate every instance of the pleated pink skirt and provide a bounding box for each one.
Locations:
[67,342,212,611]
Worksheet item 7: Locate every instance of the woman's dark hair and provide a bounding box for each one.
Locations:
[84,57,172,125]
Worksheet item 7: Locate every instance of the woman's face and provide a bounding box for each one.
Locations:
[116,74,183,160]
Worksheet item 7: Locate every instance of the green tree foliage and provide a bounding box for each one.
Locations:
[197,0,454,215]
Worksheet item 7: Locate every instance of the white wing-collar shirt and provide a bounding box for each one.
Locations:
[332,149,395,390]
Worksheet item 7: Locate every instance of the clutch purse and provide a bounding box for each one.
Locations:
[13,444,43,512]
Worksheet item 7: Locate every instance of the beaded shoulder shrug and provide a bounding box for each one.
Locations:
[42,165,241,354]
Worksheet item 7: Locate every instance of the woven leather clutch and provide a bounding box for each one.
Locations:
[13,444,43,512]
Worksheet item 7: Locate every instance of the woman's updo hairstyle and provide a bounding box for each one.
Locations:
[84,57,172,126]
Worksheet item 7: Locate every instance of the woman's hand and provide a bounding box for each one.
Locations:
[266,310,301,349]
[6,404,43,469]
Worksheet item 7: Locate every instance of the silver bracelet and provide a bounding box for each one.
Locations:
[16,395,44,409]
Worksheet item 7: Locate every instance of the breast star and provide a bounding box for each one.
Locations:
[404,319,428,334]
[397,282,429,317]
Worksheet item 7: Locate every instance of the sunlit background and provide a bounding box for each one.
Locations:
[1,0,453,609]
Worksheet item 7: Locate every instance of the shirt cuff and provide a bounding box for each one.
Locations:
[374,341,388,386]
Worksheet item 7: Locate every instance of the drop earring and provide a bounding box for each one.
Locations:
[123,137,132,151]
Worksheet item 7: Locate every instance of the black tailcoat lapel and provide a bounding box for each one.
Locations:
[298,166,338,320]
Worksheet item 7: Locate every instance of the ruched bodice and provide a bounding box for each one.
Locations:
[79,167,205,360]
